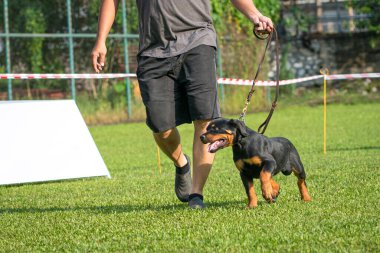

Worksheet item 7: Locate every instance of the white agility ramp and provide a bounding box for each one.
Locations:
[0,100,111,185]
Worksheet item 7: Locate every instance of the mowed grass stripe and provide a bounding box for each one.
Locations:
[1,103,379,252]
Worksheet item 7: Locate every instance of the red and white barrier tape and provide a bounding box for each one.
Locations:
[0,73,136,80]
[217,75,323,86]
[325,73,380,80]
[0,73,379,85]
[217,73,380,86]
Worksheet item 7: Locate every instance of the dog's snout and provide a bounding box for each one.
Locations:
[200,134,207,144]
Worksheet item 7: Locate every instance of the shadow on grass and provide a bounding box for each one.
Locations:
[0,200,253,214]
[208,199,269,209]
[329,146,380,152]
[0,204,182,214]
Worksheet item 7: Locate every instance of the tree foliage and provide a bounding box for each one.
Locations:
[211,0,280,35]
[349,0,380,34]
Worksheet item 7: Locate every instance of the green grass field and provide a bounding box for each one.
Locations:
[1,103,379,252]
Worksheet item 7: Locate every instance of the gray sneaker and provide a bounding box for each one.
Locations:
[189,196,206,209]
[175,154,192,202]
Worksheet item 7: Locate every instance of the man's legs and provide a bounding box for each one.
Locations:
[153,127,187,167]
[152,119,214,207]
[153,127,192,203]
[191,119,215,195]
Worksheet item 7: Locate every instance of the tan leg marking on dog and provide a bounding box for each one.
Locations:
[244,156,262,167]
[297,179,311,202]
[270,179,280,199]
[247,181,258,208]
[293,169,311,202]
[260,170,273,203]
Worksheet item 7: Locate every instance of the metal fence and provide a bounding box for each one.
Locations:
[0,0,140,117]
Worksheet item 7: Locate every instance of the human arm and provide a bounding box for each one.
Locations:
[230,0,273,33]
[91,0,119,73]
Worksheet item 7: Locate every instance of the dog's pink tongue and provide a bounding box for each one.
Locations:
[208,140,224,153]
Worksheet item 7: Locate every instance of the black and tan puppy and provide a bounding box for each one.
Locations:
[200,118,311,208]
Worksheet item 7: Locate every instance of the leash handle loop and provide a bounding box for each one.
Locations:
[253,29,270,40]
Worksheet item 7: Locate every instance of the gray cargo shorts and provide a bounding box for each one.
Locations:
[136,45,221,133]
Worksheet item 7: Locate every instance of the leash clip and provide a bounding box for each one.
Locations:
[239,107,247,122]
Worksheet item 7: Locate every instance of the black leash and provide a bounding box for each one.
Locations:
[239,27,280,135]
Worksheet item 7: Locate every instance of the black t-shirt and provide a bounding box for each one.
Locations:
[136,0,217,57]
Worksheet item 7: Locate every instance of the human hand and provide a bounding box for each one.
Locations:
[91,42,107,73]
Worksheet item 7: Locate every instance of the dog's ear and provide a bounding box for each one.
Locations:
[229,119,248,137]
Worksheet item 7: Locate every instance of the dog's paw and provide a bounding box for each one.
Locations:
[262,194,275,203]
[261,187,274,203]
[302,195,312,202]
[271,190,280,202]
[247,202,258,209]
